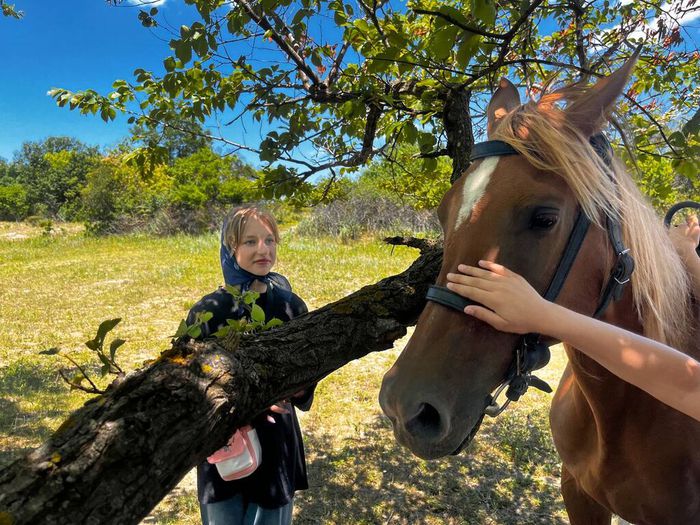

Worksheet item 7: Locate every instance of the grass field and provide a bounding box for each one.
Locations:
[0,222,568,524]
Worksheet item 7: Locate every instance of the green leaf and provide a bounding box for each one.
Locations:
[174,42,192,65]
[251,304,265,324]
[96,318,121,345]
[472,0,496,26]
[164,56,176,72]
[85,339,100,351]
[422,157,438,172]
[437,5,471,27]
[224,285,242,299]
[402,121,418,143]
[174,319,189,338]
[187,325,202,338]
[199,311,214,323]
[101,364,111,377]
[212,326,231,338]
[456,34,481,69]
[264,318,283,330]
[242,291,258,304]
[109,339,126,361]
[429,26,459,61]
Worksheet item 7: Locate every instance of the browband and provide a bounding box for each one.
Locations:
[469,134,613,164]
[469,140,518,161]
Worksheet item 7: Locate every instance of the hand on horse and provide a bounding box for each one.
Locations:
[446,260,550,335]
[669,214,699,264]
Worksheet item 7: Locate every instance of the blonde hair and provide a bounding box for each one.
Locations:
[223,206,280,253]
[491,90,692,349]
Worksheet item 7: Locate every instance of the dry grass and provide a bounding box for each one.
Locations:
[0,222,567,524]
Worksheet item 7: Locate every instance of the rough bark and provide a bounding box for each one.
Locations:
[0,240,442,525]
[443,88,474,183]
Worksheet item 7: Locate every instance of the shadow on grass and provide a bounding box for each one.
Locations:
[0,360,69,468]
[295,411,566,525]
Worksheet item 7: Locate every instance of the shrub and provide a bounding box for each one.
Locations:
[296,195,440,241]
[0,184,29,220]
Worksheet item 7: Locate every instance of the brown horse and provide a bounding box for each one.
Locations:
[379,55,700,525]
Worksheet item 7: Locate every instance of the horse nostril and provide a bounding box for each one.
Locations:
[405,402,443,440]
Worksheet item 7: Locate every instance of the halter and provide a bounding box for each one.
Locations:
[426,134,635,417]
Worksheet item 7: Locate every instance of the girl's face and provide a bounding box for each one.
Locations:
[234,217,277,276]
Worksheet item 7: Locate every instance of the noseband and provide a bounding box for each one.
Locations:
[427,134,635,417]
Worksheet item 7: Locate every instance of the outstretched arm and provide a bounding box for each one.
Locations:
[446,260,700,422]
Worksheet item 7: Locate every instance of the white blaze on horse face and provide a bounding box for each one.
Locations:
[455,157,499,231]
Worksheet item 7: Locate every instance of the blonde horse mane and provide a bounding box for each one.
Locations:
[491,88,692,348]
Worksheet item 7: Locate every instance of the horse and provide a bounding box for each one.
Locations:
[378,53,700,525]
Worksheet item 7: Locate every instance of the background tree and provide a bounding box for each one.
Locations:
[127,118,214,165]
[50,0,699,205]
[10,137,100,219]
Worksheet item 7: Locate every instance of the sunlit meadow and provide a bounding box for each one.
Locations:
[0,222,568,524]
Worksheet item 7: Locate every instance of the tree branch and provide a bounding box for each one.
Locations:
[232,0,321,88]
[0,245,443,525]
[413,8,507,40]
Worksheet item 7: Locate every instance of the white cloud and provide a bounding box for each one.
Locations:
[125,0,168,7]
[593,0,700,52]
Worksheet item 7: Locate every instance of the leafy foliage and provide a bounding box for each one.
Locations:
[174,286,283,341]
[40,318,126,395]
[1,1,22,19]
[9,137,100,219]
[0,183,29,220]
[356,143,452,209]
[127,118,213,166]
[49,0,699,204]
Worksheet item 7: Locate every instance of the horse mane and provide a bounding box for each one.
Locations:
[491,87,692,349]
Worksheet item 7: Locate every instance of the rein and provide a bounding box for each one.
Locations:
[427,135,635,417]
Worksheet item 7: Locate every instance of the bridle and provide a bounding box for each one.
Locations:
[426,134,635,417]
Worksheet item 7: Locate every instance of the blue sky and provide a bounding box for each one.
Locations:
[1,1,698,163]
[0,1,196,160]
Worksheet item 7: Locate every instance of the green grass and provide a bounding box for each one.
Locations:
[0,222,568,524]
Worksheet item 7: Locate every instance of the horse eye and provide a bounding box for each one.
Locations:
[530,211,559,230]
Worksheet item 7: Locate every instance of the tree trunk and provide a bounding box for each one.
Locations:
[0,240,442,525]
[443,88,474,183]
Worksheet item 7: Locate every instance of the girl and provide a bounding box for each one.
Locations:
[188,206,313,525]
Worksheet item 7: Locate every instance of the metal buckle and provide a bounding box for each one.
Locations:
[485,380,512,417]
[614,275,631,285]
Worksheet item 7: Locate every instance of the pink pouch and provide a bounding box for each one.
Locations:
[206,425,262,481]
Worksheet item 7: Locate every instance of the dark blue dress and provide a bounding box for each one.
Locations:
[187,286,313,509]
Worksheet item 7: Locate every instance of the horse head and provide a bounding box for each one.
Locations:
[379,54,654,460]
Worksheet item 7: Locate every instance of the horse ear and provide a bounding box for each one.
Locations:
[487,78,521,137]
[565,49,640,137]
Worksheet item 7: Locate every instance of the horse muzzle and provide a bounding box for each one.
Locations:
[379,366,489,459]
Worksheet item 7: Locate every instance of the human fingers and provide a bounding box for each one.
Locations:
[476,259,509,275]
[446,281,493,305]
[452,264,499,280]
[446,271,496,291]
[269,402,289,414]
[463,305,526,334]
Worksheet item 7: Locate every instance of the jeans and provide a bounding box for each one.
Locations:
[200,494,293,525]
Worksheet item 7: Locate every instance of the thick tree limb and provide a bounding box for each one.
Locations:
[0,243,442,525]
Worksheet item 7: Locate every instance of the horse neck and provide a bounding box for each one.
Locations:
[564,283,641,400]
